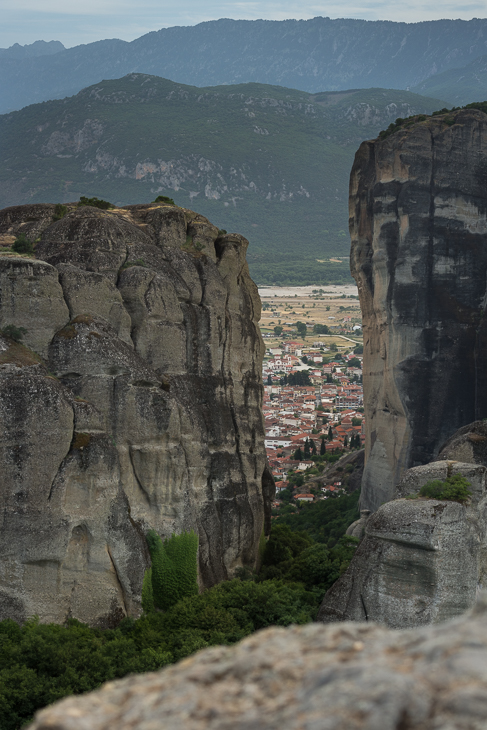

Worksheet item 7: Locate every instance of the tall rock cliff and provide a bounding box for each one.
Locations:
[351,108,487,512]
[0,201,273,627]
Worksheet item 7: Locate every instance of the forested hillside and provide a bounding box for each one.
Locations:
[0,75,443,284]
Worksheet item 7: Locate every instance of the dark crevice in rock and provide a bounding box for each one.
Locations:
[106,544,129,617]
[360,593,369,621]
[128,448,152,508]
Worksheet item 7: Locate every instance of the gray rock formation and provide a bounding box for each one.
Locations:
[0,202,272,627]
[438,419,487,466]
[345,509,371,540]
[318,459,487,627]
[350,108,487,513]
[27,593,487,730]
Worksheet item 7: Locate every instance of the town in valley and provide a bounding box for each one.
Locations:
[258,285,364,509]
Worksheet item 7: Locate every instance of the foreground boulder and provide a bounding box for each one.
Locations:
[0,202,272,627]
[28,594,487,730]
[351,108,487,512]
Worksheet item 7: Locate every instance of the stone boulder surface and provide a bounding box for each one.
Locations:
[318,460,487,627]
[27,594,487,730]
[350,108,487,512]
[438,419,487,466]
[0,202,272,627]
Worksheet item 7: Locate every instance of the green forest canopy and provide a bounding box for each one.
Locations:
[0,491,359,730]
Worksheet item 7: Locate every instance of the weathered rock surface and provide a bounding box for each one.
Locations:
[350,108,487,512]
[0,202,272,626]
[345,508,371,540]
[438,419,487,466]
[318,459,487,627]
[27,593,487,730]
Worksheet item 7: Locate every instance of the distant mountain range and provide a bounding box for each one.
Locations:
[2,18,487,114]
[0,40,65,59]
[0,74,445,285]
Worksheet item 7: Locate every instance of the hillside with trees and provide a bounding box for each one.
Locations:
[0,75,443,285]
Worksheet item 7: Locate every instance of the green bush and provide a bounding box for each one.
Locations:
[418,474,472,503]
[78,196,115,210]
[153,195,175,205]
[418,479,444,499]
[52,203,67,221]
[11,234,34,254]
[274,490,360,546]
[1,325,27,343]
[141,567,154,614]
[259,524,358,599]
[146,530,199,612]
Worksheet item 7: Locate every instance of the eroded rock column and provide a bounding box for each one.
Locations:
[351,109,487,511]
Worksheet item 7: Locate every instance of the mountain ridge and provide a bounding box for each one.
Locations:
[1,17,487,114]
[0,40,65,59]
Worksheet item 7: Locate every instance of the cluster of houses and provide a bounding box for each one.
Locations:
[262,342,365,504]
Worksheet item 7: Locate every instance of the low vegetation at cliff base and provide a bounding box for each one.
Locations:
[143,530,199,612]
[0,492,358,730]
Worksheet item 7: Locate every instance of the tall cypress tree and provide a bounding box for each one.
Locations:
[320,437,326,456]
[304,438,311,460]
[327,426,333,441]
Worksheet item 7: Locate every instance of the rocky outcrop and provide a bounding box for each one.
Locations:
[345,508,371,540]
[318,459,487,627]
[351,108,487,512]
[0,202,272,627]
[27,593,487,730]
[437,419,487,466]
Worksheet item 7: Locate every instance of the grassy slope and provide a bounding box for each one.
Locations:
[0,75,444,284]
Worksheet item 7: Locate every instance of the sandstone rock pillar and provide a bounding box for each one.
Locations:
[351,109,487,511]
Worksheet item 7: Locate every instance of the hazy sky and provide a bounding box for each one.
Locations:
[1,0,486,49]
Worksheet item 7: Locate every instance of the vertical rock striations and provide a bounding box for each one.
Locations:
[0,202,272,627]
[351,108,487,512]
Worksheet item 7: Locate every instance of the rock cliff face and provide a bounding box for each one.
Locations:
[0,202,272,627]
[27,594,487,730]
[351,108,487,512]
[318,458,487,627]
